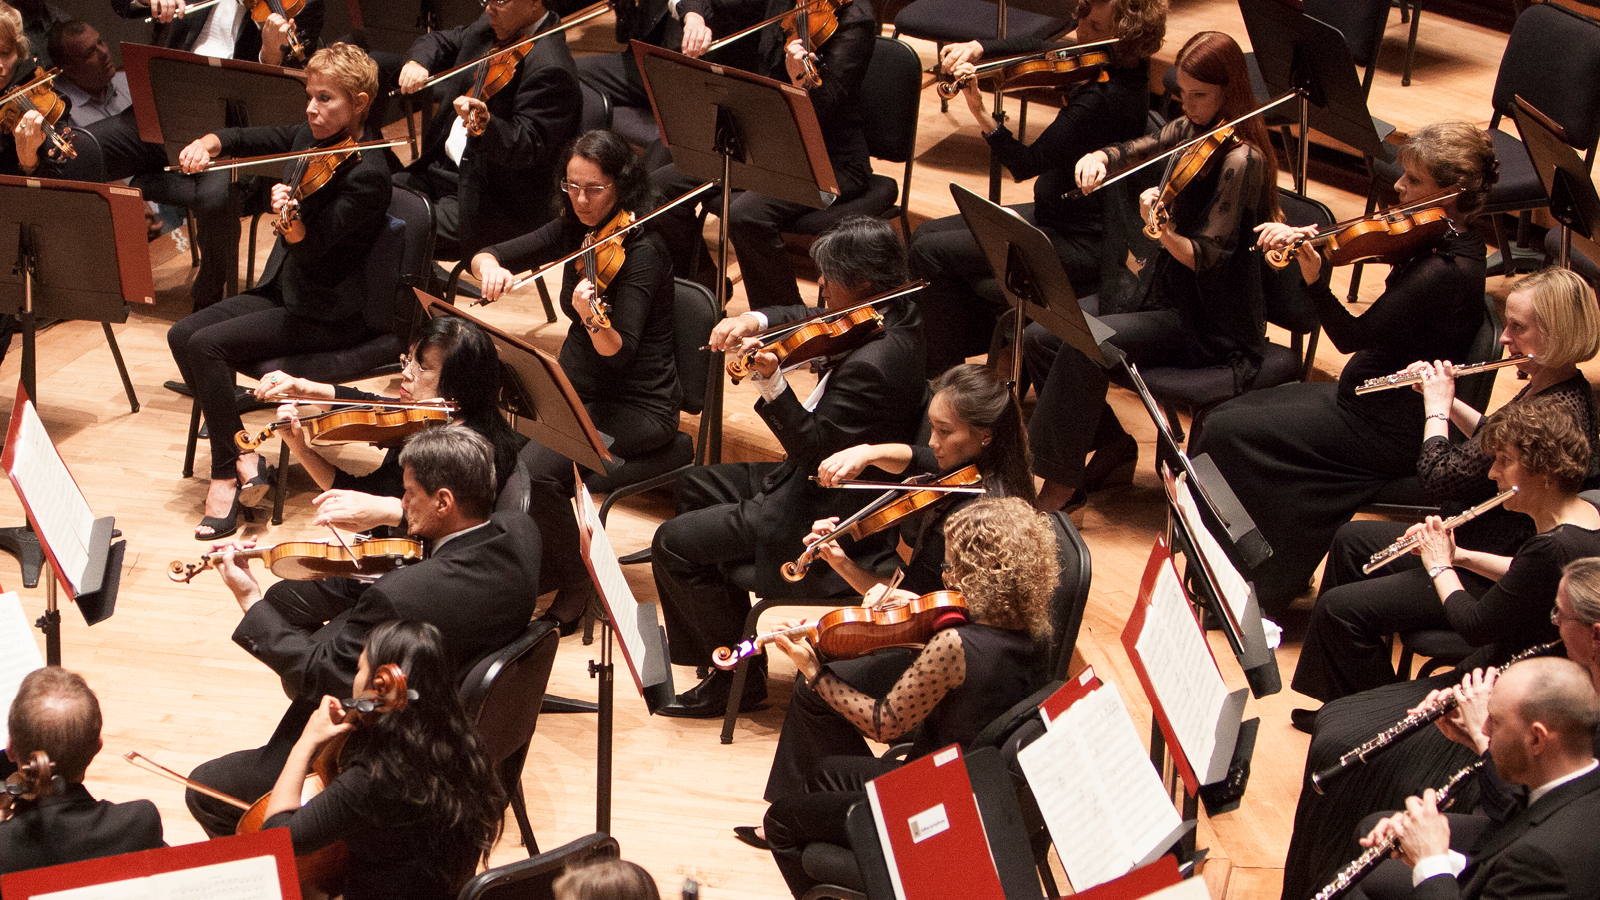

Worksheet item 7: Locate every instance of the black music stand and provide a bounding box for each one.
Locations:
[124,43,308,297]
[1239,0,1386,194]
[0,177,151,587]
[1512,95,1600,270]
[635,41,838,464]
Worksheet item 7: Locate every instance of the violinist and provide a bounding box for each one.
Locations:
[910,0,1166,377]
[1193,121,1498,616]
[185,426,541,839]
[165,42,392,540]
[0,2,62,177]
[1022,31,1279,514]
[757,498,1055,898]
[651,216,927,718]
[648,0,876,309]
[259,620,505,900]
[470,129,680,629]
[393,0,580,262]
[0,668,165,876]
[112,0,323,67]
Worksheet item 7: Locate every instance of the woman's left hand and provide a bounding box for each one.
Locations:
[1416,516,1456,570]
[1138,186,1161,224]
[862,583,918,610]
[772,624,822,681]
[574,278,598,317]
[299,695,356,749]
[270,182,294,215]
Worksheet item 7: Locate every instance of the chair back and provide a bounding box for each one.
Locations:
[496,457,532,515]
[579,80,613,133]
[1045,511,1092,682]
[862,36,921,165]
[384,185,436,341]
[460,619,562,770]
[1491,2,1600,155]
[673,278,718,417]
[1455,293,1505,413]
[457,832,620,900]
[1267,188,1336,377]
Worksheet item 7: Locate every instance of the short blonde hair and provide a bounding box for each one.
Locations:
[0,2,27,62]
[943,498,1057,638]
[305,42,378,119]
[1561,557,1600,627]
[1398,121,1498,218]
[1515,267,1600,370]
[1078,0,1167,67]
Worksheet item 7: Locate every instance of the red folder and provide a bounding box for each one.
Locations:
[1039,665,1102,726]
[866,745,1006,900]
[1,829,301,899]
[1070,856,1183,900]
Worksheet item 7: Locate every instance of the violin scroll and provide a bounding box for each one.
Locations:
[1,751,58,821]
[168,558,211,583]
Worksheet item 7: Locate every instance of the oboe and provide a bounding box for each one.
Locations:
[1362,488,1517,575]
[1353,355,1530,395]
[1311,760,1484,900]
[1310,639,1560,793]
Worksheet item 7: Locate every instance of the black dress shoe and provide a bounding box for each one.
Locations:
[1291,707,1318,734]
[733,826,769,850]
[657,670,767,719]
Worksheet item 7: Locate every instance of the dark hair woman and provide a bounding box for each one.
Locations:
[260,620,505,900]
[469,128,680,626]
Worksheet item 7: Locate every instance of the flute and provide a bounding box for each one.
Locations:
[1353,355,1530,395]
[1362,487,1517,575]
[1309,640,1560,793]
[1311,760,1484,900]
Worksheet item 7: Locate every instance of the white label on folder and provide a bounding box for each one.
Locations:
[907,804,950,844]
[932,746,959,766]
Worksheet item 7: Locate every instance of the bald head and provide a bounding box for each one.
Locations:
[1497,657,1600,757]
[7,667,103,783]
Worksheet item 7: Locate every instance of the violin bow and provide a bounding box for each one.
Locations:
[809,477,985,494]
[1064,91,1302,199]
[709,280,928,350]
[705,0,851,54]
[392,1,611,97]
[0,69,60,109]
[165,139,407,174]
[939,37,1118,92]
[142,0,224,22]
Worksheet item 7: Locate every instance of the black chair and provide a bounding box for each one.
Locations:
[1391,0,1431,86]
[460,618,563,856]
[579,79,613,133]
[1043,509,1092,682]
[893,0,1072,113]
[181,185,434,523]
[1134,188,1336,447]
[456,832,620,900]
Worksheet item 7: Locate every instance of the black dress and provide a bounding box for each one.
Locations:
[484,216,680,593]
[1191,227,1487,615]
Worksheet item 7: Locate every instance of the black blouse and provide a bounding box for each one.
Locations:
[1446,522,1600,667]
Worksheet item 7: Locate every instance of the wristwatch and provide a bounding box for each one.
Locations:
[1427,564,1454,580]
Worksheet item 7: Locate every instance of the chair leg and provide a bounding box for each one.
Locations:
[186,211,201,268]
[510,778,538,855]
[272,441,289,525]
[721,654,750,745]
[184,397,202,478]
[535,275,558,324]
[936,42,948,113]
[246,214,261,292]
[1402,4,1422,86]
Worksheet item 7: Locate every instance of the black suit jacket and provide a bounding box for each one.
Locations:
[745,300,926,594]
[215,123,393,322]
[234,511,543,701]
[403,12,581,257]
[112,0,325,63]
[1414,766,1600,900]
[0,784,165,876]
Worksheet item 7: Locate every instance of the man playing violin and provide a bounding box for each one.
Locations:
[909,0,1165,377]
[184,426,541,838]
[651,216,927,718]
[393,0,580,264]
[0,668,166,876]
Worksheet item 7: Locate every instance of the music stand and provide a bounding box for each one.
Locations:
[124,43,309,297]
[635,40,839,463]
[1238,0,1386,194]
[1512,95,1600,270]
[0,176,150,587]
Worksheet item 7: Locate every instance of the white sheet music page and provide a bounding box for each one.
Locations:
[1171,472,1252,628]
[0,591,45,746]
[34,855,281,900]
[1134,558,1228,780]
[1019,682,1181,890]
[8,398,95,592]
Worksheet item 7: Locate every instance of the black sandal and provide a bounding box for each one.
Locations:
[195,488,249,540]
[733,826,769,850]
[238,462,277,508]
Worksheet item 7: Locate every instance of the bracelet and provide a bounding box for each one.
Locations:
[1427,564,1454,580]
[1426,412,1450,423]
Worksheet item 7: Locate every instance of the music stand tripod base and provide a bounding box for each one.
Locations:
[0,524,43,588]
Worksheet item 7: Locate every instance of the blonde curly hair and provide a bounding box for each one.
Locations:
[943,497,1057,638]
[1077,0,1167,67]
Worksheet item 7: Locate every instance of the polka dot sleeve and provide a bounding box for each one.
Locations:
[811,628,968,743]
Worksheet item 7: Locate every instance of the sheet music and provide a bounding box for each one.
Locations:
[1134,560,1228,780]
[1171,473,1252,628]
[1019,683,1182,890]
[573,480,667,691]
[0,591,45,746]
[34,855,280,900]
[9,400,95,591]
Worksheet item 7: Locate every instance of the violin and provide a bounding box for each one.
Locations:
[462,36,533,136]
[936,41,1115,99]
[0,68,76,162]
[0,751,58,822]
[236,401,454,451]
[274,136,362,243]
[392,1,610,99]
[248,0,308,62]
[783,464,984,583]
[574,207,634,331]
[168,537,425,583]
[1262,190,1461,270]
[713,590,970,670]
[782,0,847,90]
[1143,124,1236,239]
[724,280,925,384]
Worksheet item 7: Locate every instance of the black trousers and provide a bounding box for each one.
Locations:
[167,293,369,480]
[87,108,258,309]
[523,399,678,593]
[1291,520,1493,703]
[765,754,901,899]
[649,160,870,310]
[908,206,1098,378]
[187,696,317,837]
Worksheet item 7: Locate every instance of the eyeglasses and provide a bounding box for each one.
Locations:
[940,563,953,573]
[399,353,428,376]
[481,0,516,8]
[560,179,615,198]
[1552,607,1579,626]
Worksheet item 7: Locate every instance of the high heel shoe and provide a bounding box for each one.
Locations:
[194,487,251,540]
[237,462,276,508]
[1084,433,1139,492]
